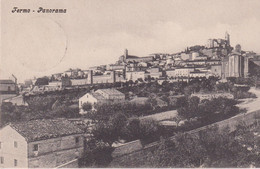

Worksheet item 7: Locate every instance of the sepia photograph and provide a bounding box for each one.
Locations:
[1,0,260,168]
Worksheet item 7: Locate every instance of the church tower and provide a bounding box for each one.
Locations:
[225,32,230,46]
[124,49,128,59]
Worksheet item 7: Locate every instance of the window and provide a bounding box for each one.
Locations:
[33,144,38,151]
[14,159,18,166]
[8,86,11,92]
[14,141,17,148]
[0,157,4,164]
[75,137,79,144]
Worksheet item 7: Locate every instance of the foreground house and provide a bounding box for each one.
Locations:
[0,119,84,168]
[79,88,125,114]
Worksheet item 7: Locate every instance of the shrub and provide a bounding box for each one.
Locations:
[82,102,92,111]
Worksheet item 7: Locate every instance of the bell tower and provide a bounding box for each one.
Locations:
[225,32,230,46]
[124,49,128,59]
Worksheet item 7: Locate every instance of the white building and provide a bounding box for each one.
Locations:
[166,69,176,78]
[126,71,145,81]
[175,67,195,77]
[79,88,125,114]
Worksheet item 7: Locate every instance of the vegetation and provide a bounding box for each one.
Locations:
[145,124,260,168]
[175,96,244,133]
[82,102,92,111]
[35,76,49,86]
[79,139,114,167]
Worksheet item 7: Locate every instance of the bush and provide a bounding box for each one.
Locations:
[82,102,92,111]
[79,139,114,167]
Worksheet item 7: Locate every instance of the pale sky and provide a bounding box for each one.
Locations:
[1,0,260,82]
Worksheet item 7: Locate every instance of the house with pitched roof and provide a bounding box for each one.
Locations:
[0,79,17,103]
[79,88,125,114]
[0,119,84,168]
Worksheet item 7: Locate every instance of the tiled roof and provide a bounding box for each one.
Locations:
[97,88,124,96]
[9,119,83,142]
[91,92,105,100]
[0,80,15,84]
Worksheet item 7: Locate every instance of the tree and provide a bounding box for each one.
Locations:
[79,139,114,167]
[147,97,158,110]
[92,113,127,146]
[177,96,200,120]
[92,123,118,146]
[139,119,161,144]
[122,118,142,141]
[172,116,182,127]
[82,102,92,111]
[176,96,188,108]
[27,95,57,111]
[145,125,256,168]
[35,77,49,86]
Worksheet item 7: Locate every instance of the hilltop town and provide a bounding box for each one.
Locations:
[1,33,260,168]
[19,32,256,92]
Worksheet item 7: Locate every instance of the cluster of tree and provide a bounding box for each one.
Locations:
[79,139,115,167]
[184,76,219,95]
[92,115,162,145]
[119,77,220,100]
[1,97,80,127]
[186,45,205,52]
[79,112,163,167]
[176,96,243,132]
[249,60,260,78]
[145,125,260,168]
[216,81,256,99]
[85,102,154,121]
[34,76,49,86]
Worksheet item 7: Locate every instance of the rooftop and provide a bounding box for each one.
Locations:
[91,92,105,100]
[0,80,15,84]
[97,88,124,96]
[9,119,83,142]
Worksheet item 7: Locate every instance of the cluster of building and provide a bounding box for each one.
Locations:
[31,32,250,92]
[0,32,256,107]
[1,32,260,168]
[0,32,258,106]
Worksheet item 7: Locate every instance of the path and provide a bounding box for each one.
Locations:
[237,88,260,113]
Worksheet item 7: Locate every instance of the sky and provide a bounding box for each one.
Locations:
[1,0,260,82]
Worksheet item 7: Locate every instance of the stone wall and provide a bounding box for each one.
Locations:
[28,134,84,168]
[112,140,142,158]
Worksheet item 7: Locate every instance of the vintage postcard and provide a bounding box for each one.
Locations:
[1,0,260,168]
